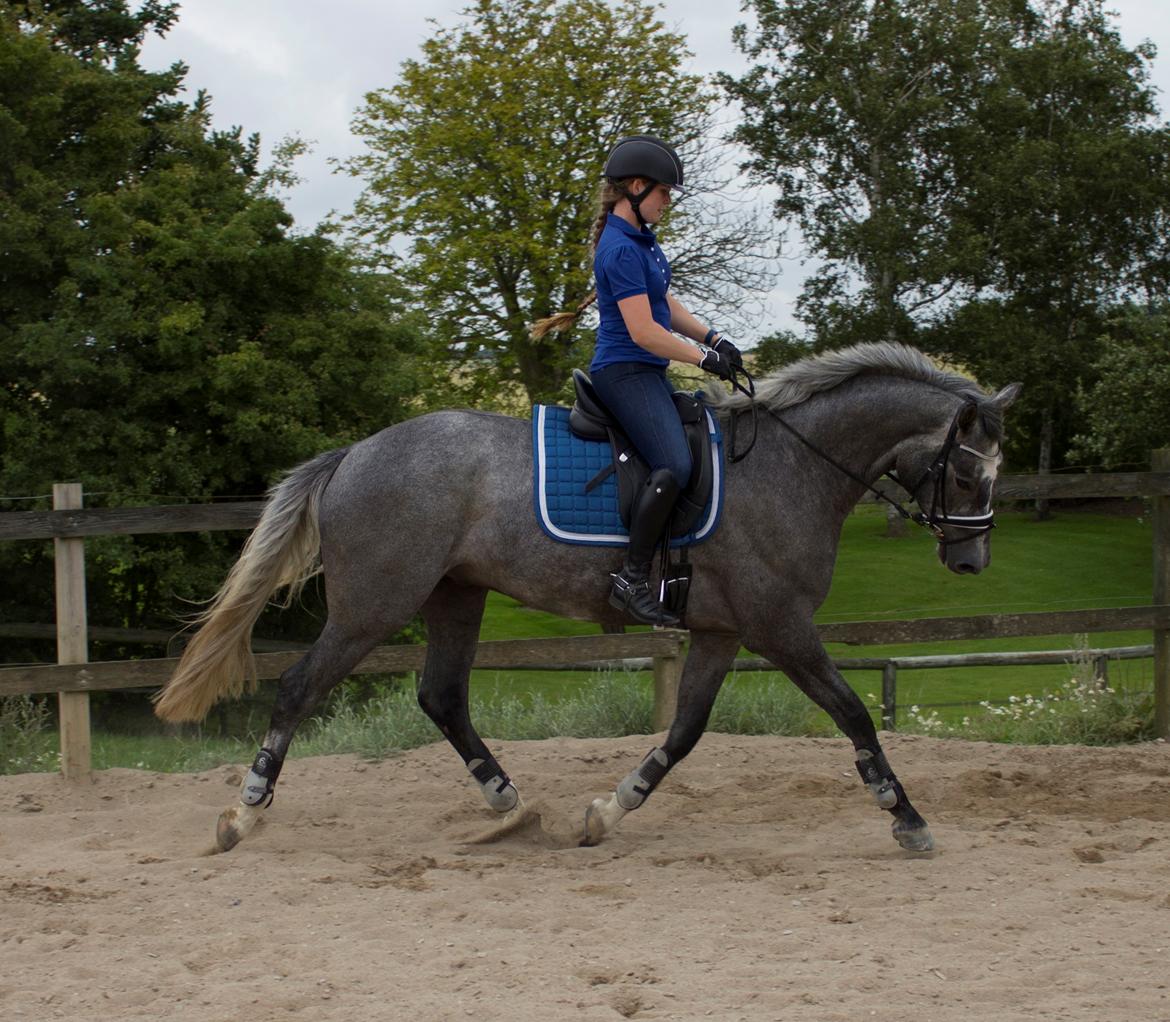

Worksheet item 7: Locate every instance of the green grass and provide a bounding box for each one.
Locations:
[0,674,821,775]
[2,503,1159,773]
[819,504,1154,720]
[472,504,1156,722]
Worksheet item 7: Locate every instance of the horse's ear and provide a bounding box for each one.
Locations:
[958,401,978,430]
[992,382,1022,408]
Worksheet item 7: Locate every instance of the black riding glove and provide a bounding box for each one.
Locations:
[711,333,744,369]
[698,346,735,382]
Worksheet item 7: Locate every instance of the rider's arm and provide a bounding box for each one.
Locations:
[666,294,716,344]
[617,294,704,365]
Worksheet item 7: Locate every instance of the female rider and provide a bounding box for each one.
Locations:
[533,135,741,626]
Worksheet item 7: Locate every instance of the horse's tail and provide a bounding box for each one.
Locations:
[153,447,350,723]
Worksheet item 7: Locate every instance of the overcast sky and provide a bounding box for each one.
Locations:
[139,1,1170,338]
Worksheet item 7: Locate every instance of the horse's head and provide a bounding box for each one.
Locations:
[895,382,1021,575]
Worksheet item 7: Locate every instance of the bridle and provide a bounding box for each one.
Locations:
[720,365,999,546]
[891,403,999,545]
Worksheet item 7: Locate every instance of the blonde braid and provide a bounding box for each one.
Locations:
[529,180,629,340]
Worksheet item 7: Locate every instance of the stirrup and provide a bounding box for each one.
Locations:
[609,571,680,627]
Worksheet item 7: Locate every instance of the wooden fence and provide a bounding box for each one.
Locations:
[3,462,1170,778]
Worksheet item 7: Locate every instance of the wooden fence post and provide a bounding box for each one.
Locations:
[652,646,684,731]
[53,483,91,780]
[881,662,897,731]
[1154,449,1170,739]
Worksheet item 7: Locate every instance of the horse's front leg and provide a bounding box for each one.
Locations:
[761,628,934,852]
[583,630,740,845]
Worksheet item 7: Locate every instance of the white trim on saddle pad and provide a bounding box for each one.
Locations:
[533,403,723,547]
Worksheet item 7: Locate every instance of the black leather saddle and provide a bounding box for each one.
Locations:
[568,368,715,539]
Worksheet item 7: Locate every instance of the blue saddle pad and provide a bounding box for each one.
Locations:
[532,403,724,547]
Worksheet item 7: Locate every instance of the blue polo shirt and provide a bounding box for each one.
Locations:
[590,214,672,371]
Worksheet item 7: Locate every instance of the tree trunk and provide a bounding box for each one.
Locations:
[1035,404,1054,521]
[885,501,909,538]
[514,333,564,406]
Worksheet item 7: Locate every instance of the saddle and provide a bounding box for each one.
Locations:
[567,369,716,540]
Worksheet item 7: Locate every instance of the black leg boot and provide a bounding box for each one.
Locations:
[609,468,681,626]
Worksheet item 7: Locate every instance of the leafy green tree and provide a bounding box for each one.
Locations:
[748,329,814,374]
[1,1,426,656]
[724,0,1170,481]
[345,0,776,406]
[1070,304,1170,469]
[722,0,1023,344]
[930,2,1170,484]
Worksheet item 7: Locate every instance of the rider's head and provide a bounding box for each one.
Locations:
[602,135,684,228]
[528,135,684,340]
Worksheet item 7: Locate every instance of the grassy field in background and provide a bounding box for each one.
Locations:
[2,503,1157,773]
[471,503,1156,723]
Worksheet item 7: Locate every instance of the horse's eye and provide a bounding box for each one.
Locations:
[955,474,975,492]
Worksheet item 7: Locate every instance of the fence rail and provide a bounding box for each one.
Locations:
[5,471,1170,543]
[3,459,1169,778]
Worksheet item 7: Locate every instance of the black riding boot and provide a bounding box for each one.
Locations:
[609,468,681,626]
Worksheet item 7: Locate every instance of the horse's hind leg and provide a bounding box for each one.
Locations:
[216,616,398,852]
[416,579,519,813]
[583,631,740,845]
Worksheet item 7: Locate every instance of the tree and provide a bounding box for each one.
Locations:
[0,1,426,655]
[722,0,1024,344]
[723,0,1170,479]
[927,1,1170,485]
[1070,304,1170,469]
[747,329,814,374]
[345,0,777,406]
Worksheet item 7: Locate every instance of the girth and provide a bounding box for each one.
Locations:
[568,369,714,539]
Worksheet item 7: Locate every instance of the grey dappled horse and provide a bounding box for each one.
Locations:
[155,342,1019,854]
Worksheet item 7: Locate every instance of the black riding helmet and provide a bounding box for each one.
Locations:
[603,134,684,227]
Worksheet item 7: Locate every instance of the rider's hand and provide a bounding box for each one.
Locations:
[698,346,735,382]
[711,333,744,369]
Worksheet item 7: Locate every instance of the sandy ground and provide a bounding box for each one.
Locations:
[3,732,1170,1021]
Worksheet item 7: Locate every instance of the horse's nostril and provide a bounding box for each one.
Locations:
[954,562,978,575]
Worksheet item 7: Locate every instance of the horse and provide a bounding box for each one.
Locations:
[154,341,1019,854]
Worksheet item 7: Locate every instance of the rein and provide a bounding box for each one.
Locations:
[720,367,997,545]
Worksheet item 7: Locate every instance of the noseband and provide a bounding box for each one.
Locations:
[893,403,999,546]
[721,368,998,546]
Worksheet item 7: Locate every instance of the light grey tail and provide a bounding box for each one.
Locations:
[154,447,349,723]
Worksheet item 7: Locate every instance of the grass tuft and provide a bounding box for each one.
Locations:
[897,642,1156,745]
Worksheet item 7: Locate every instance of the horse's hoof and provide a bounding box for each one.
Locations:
[581,799,606,847]
[893,821,935,853]
[215,804,260,853]
[216,811,243,853]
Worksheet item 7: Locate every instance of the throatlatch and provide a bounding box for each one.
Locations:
[468,756,519,812]
[855,748,899,810]
[616,747,671,810]
[241,747,283,807]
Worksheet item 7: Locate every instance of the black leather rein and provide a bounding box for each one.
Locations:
[719,367,997,546]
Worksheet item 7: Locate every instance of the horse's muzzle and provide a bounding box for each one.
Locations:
[938,535,989,574]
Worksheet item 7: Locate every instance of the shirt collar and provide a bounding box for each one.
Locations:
[606,212,656,243]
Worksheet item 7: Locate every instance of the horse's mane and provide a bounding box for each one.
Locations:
[703,341,995,428]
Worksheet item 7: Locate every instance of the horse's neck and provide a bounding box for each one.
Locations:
[765,377,953,508]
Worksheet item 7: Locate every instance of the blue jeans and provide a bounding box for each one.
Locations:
[590,362,692,488]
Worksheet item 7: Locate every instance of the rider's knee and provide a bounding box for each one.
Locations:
[656,459,691,493]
